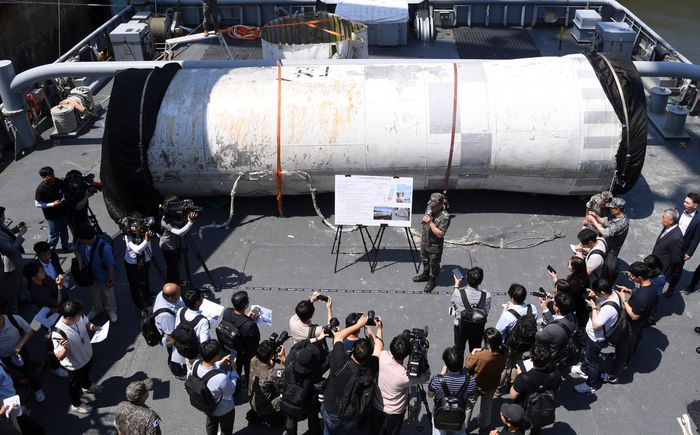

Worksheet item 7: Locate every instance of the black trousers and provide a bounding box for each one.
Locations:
[686,263,700,291]
[124,260,150,311]
[206,408,235,435]
[236,350,254,388]
[68,358,93,406]
[454,324,484,361]
[368,406,405,435]
[162,248,181,284]
[285,402,321,435]
[1,347,42,392]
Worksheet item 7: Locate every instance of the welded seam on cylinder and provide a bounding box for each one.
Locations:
[276,60,284,216]
[443,63,459,194]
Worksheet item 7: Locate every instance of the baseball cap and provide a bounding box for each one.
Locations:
[606,197,626,209]
[294,344,320,375]
[427,193,444,206]
[501,403,525,425]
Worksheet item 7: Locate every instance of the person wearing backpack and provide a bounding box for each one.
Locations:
[494,284,538,394]
[191,339,239,435]
[452,267,492,359]
[576,229,608,283]
[465,328,507,433]
[74,223,117,323]
[535,292,577,356]
[570,279,620,394]
[427,346,476,435]
[174,288,211,374]
[0,313,47,402]
[369,334,431,435]
[151,283,186,379]
[602,262,658,384]
[509,343,561,433]
[219,290,260,390]
[321,313,383,434]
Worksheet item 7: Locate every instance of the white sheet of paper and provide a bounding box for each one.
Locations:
[251,305,272,327]
[170,347,186,364]
[3,395,22,417]
[90,321,110,343]
[570,244,580,254]
[200,298,225,327]
[30,307,60,332]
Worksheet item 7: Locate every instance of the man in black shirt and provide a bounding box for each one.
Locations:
[602,262,657,384]
[321,314,383,434]
[63,170,97,241]
[536,292,577,355]
[221,290,260,389]
[34,167,71,251]
[510,343,561,434]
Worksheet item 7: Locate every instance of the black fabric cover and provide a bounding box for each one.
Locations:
[584,51,647,194]
[100,64,181,223]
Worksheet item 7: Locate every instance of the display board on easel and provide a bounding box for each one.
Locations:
[334,175,413,227]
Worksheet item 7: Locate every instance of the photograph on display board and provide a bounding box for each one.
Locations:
[391,207,410,221]
[373,206,393,220]
[396,184,412,203]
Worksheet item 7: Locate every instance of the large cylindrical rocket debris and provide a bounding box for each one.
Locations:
[100,53,646,218]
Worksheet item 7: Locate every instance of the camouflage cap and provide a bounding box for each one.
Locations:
[427,192,444,206]
[606,197,626,209]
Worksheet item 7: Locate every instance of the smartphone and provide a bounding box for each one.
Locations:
[316,294,329,302]
[546,265,556,274]
[448,306,455,316]
[229,350,237,361]
[452,267,463,280]
[531,287,547,298]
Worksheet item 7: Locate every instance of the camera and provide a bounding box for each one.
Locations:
[120,216,158,241]
[162,198,203,221]
[366,310,377,326]
[401,327,430,377]
[65,171,102,200]
[321,317,340,336]
[269,331,290,351]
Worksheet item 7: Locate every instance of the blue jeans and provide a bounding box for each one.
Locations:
[320,406,360,435]
[581,337,606,389]
[47,217,70,249]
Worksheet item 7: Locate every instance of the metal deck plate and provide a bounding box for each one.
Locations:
[454,27,541,59]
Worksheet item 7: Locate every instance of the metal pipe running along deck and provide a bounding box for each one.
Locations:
[101,53,646,200]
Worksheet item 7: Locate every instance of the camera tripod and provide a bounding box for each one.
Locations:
[180,232,221,292]
[407,383,431,435]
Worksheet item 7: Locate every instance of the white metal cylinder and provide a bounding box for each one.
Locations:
[148,54,622,197]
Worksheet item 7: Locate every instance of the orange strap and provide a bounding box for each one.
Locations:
[443,63,459,195]
[276,60,284,216]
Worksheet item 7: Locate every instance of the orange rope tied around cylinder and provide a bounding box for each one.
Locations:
[443,63,459,199]
[275,60,284,216]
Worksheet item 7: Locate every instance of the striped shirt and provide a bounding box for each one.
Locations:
[429,370,476,404]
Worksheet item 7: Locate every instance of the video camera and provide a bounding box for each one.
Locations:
[162,198,203,222]
[64,171,102,200]
[119,216,158,241]
[402,327,430,378]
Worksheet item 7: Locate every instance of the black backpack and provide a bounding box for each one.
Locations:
[433,374,469,431]
[548,320,581,369]
[215,309,250,353]
[172,310,206,359]
[334,360,376,422]
[602,296,630,347]
[458,289,487,335]
[505,306,537,353]
[141,307,175,346]
[524,382,557,429]
[279,360,314,420]
[184,360,224,415]
[588,238,619,284]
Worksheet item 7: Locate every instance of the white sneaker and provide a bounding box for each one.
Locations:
[51,367,69,378]
[108,311,118,323]
[70,404,90,414]
[87,309,103,321]
[574,382,597,394]
[569,364,588,379]
[82,384,104,394]
[34,389,46,403]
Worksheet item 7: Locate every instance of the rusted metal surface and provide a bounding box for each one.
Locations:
[148,54,622,197]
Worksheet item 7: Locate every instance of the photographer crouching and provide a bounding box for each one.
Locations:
[247,336,287,426]
[160,196,200,284]
[120,213,158,312]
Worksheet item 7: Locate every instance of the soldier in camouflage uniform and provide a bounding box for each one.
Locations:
[582,190,613,230]
[413,192,451,293]
[202,0,220,35]
[115,381,162,435]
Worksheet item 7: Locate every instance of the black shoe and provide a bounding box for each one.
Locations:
[423,281,436,293]
[683,288,695,295]
[697,347,700,354]
[412,273,429,283]
[694,326,700,334]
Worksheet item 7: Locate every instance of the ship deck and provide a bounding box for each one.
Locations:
[2,24,699,435]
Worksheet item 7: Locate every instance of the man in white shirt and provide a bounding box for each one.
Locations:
[289,291,333,344]
[123,214,156,311]
[174,288,210,374]
[570,280,620,394]
[577,228,607,282]
[51,300,104,414]
[194,340,239,435]
[153,283,186,378]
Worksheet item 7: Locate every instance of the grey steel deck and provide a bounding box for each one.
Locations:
[2,25,699,435]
